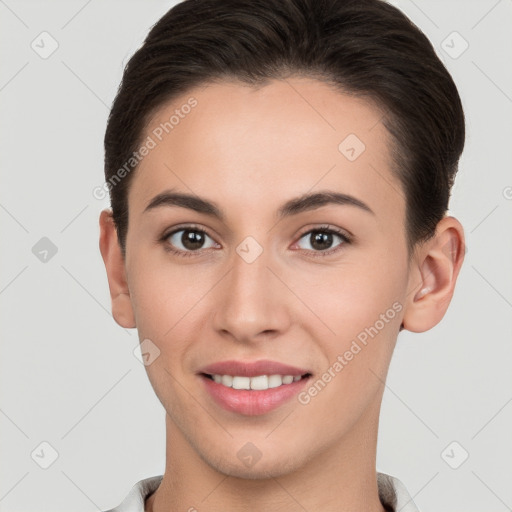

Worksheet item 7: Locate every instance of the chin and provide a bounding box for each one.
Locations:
[200,445,306,480]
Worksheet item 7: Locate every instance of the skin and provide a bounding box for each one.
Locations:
[99,77,465,512]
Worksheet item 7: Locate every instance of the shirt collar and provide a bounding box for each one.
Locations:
[105,472,420,512]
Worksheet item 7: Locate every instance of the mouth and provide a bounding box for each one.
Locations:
[200,372,312,390]
[198,370,313,416]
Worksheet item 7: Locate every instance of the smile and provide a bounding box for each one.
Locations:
[199,372,312,416]
[205,373,309,390]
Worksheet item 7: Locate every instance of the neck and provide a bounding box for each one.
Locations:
[146,393,387,512]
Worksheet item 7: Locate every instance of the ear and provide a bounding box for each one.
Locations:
[99,208,136,329]
[401,216,466,333]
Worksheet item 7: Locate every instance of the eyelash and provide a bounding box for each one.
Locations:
[159,224,352,259]
[295,225,352,258]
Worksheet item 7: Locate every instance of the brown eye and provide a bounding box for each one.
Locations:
[295,227,350,255]
[165,227,218,254]
[310,231,335,251]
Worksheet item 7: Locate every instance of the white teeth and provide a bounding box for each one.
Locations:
[232,376,251,390]
[209,373,305,390]
[250,375,268,390]
[221,375,233,387]
[268,374,283,388]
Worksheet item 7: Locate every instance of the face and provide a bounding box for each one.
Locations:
[116,78,413,478]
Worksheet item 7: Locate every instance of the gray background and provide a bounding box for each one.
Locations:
[1,0,511,510]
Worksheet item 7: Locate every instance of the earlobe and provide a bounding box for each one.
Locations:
[99,209,136,329]
[401,216,465,333]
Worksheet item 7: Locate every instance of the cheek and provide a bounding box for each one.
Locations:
[295,271,403,432]
[128,253,206,338]
[128,263,195,408]
[127,255,218,385]
[290,258,404,342]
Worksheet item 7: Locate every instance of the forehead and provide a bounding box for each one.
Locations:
[129,77,404,225]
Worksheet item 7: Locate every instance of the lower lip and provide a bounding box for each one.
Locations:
[199,374,311,416]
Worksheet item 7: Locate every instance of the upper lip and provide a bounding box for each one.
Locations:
[198,359,311,377]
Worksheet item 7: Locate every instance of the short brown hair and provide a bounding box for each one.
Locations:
[104,0,465,257]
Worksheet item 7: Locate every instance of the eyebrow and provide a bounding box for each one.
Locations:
[143,188,375,220]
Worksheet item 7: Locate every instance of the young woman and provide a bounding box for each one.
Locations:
[99,0,465,510]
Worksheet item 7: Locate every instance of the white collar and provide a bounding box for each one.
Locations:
[104,472,420,512]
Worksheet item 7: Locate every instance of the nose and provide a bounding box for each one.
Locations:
[212,244,292,343]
